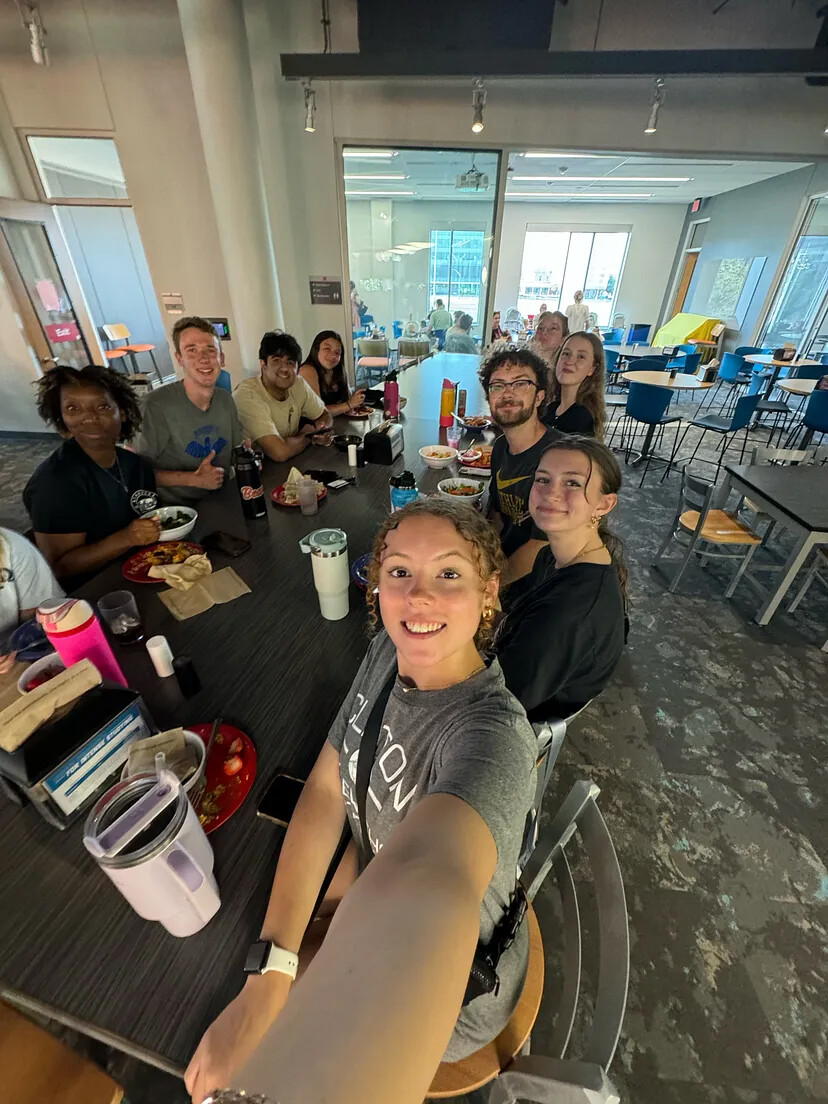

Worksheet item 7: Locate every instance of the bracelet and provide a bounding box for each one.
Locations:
[205,1092,276,1104]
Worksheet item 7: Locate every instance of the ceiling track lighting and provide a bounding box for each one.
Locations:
[645,77,665,135]
[16,1,48,66]
[471,79,486,134]
[303,81,316,134]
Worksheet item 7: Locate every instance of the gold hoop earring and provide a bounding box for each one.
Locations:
[482,604,494,626]
[590,514,599,527]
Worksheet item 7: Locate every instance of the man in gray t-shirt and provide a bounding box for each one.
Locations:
[133,317,243,505]
[328,630,537,1062]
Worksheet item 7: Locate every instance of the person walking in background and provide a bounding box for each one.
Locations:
[135,317,243,505]
[565,290,591,334]
[542,331,607,439]
[427,299,453,350]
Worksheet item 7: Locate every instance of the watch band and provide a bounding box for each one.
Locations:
[244,939,299,979]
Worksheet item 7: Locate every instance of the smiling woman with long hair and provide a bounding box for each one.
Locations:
[185,498,537,1104]
[299,329,366,416]
[543,330,607,440]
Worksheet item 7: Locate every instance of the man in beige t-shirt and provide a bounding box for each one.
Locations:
[234,332,333,462]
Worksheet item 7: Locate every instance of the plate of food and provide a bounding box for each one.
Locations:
[189,722,257,834]
[271,481,327,507]
[458,448,482,464]
[122,541,204,584]
[460,445,493,471]
[347,404,374,418]
[455,414,491,431]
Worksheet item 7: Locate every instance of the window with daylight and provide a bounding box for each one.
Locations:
[516,229,629,326]
[428,230,485,319]
[759,195,828,352]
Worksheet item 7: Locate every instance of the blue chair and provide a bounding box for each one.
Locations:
[671,391,761,483]
[678,343,696,354]
[604,348,623,393]
[620,381,682,487]
[626,355,669,373]
[627,323,651,344]
[793,364,828,381]
[392,320,403,339]
[667,352,702,374]
[699,351,750,413]
[785,390,828,448]
[735,345,770,357]
[820,352,828,366]
[216,368,232,393]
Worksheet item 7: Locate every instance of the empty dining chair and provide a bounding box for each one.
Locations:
[355,336,390,386]
[102,323,163,383]
[792,364,828,381]
[698,351,750,413]
[669,392,761,483]
[667,351,701,374]
[784,389,828,449]
[820,352,828,366]
[626,323,651,344]
[620,381,682,487]
[735,345,770,357]
[652,468,762,595]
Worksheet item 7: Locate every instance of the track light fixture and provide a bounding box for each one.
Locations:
[303,82,316,134]
[16,2,48,66]
[471,79,486,134]
[644,78,665,135]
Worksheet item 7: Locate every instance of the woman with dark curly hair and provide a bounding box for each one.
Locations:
[23,364,160,579]
[185,498,537,1104]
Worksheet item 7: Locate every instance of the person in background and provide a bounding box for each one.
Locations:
[542,331,607,439]
[24,364,160,581]
[450,310,464,331]
[494,437,627,722]
[480,345,557,583]
[444,314,478,355]
[427,299,453,350]
[0,527,65,673]
[530,310,569,371]
[134,317,243,505]
[299,330,366,417]
[490,311,510,343]
[350,281,363,329]
[537,302,548,317]
[565,290,591,335]
[184,498,536,1104]
[235,331,333,463]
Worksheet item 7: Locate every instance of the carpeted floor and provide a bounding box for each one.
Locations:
[1,397,826,1103]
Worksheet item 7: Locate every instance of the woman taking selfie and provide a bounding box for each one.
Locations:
[299,330,365,416]
[543,331,607,440]
[186,499,537,1104]
[24,364,160,580]
[494,436,627,723]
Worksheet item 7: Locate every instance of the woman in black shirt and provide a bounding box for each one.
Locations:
[494,435,627,722]
[543,331,607,440]
[24,364,160,579]
[299,330,366,416]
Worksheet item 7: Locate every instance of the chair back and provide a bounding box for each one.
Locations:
[750,444,817,465]
[804,390,828,433]
[717,351,746,382]
[735,345,765,357]
[678,343,695,354]
[102,322,130,343]
[678,351,701,373]
[357,337,389,357]
[215,369,232,393]
[627,323,650,344]
[793,363,827,381]
[680,467,716,514]
[626,381,670,423]
[603,349,620,373]
[628,356,668,372]
[728,392,760,431]
[819,352,828,366]
[397,338,430,358]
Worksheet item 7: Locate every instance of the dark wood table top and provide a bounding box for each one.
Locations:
[724,463,828,534]
[0,354,490,1069]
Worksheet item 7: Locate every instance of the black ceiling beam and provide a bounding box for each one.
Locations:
[281,48,828,81]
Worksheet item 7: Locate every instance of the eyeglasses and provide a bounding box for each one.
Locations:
[488,379,538,395]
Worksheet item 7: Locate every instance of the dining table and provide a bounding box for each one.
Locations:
[777,378,818,398]
[742,354,821,400]
[723,462,828,625]
[604,344,665,360]
[0,352,491,1077]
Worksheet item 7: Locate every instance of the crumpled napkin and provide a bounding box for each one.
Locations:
[148,553,212,591]
[158,566,251,621]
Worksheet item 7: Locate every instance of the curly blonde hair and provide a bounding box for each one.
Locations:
[365,497,505,649]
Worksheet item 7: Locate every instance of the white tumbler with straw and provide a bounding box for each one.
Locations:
[299,528,350,621]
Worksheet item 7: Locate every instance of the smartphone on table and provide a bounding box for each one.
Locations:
[201,531,252,557]
[257,773,305,827]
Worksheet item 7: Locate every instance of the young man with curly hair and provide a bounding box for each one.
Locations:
[23,364,160,579]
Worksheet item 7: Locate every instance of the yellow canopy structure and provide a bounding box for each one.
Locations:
[654,313,722,347]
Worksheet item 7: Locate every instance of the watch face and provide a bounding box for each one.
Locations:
[244,940,270,974]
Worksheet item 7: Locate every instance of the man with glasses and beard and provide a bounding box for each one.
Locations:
[479,345,558,583]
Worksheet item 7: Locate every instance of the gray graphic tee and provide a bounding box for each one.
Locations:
[328,630,537,1061]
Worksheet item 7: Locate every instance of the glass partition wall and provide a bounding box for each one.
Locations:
[759,194,828,356]
[343,147,500,377]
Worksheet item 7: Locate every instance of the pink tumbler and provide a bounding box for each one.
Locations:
[38,599,127,687]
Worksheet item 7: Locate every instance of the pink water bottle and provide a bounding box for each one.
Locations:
[384,370,400,418]
[38,599,127,687]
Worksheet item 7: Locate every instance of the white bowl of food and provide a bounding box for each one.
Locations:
[419,445,458,470]
[17,652,65,694]
[437,478,486,507]
[143,505,197,541]
[458,448,482,464]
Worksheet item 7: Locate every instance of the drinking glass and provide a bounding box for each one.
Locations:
[447,428,461,451]
[297,478,319,516]
[98,590,144,644]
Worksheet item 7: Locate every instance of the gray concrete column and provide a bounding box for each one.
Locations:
[177,0,282,377]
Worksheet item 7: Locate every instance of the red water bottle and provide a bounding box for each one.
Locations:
[384,370,400,418]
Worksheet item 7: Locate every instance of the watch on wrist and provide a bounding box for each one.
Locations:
[244,940,299,980]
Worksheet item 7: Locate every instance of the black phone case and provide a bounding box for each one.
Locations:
[201,531,251,557]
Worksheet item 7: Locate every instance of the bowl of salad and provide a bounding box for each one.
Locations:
[143,506,198,541]
[418,445,458,470]
[437,478,485,507]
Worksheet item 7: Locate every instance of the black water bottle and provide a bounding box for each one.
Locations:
[233,444,267,519]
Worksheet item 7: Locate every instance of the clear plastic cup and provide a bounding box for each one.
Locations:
[297,477,319,516]
[98,590,144,644]
[447,428,461,451]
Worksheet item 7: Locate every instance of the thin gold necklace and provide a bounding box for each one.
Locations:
[399,661,485,693]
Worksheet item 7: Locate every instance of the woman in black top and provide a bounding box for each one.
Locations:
[494,436,627,723]
[299,330,366,416]
[543,331,607,440]
[23,364,160,580]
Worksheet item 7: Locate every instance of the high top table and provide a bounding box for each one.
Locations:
[0,353,489,1075]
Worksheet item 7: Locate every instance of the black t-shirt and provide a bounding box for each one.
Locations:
[488,427,558,558]
[24,439,157,544]
[542,402,594,435]
[494,547,625,722]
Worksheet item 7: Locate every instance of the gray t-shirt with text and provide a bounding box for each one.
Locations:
[328,631,537,1061]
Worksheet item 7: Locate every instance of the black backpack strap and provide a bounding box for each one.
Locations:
[355,669,396,864]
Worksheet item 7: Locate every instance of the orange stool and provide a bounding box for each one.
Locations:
[102,324,163,383]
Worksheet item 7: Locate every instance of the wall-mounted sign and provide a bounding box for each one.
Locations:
[309,277,343,306]
[161,292,185,315]
[206,317,231,340]
[45,321,81,344]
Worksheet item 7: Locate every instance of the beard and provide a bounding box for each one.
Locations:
[491,399,536,428]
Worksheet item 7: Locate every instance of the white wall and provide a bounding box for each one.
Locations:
[0,270,45,433]
[494,202,686,329]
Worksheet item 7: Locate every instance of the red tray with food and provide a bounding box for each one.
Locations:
[190,722,257,834]
[122,541,204,584]
[271,483,327,507]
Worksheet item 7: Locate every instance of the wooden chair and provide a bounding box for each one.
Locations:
[102,323,163,383]
[0,1001,124,1104]
[428,780,629,1103]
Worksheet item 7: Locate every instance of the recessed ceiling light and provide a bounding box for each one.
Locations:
[343,149,397,158]
[511,175,690,183]
[344,174,407,181]
[506,191,653,199]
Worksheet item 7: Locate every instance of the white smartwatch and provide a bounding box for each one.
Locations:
[244,940,299,980]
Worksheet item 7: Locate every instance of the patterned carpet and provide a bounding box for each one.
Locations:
[1,401,825,1103]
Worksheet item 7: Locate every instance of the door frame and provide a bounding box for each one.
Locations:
[661,217,709,327]
[0,196,105,366]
